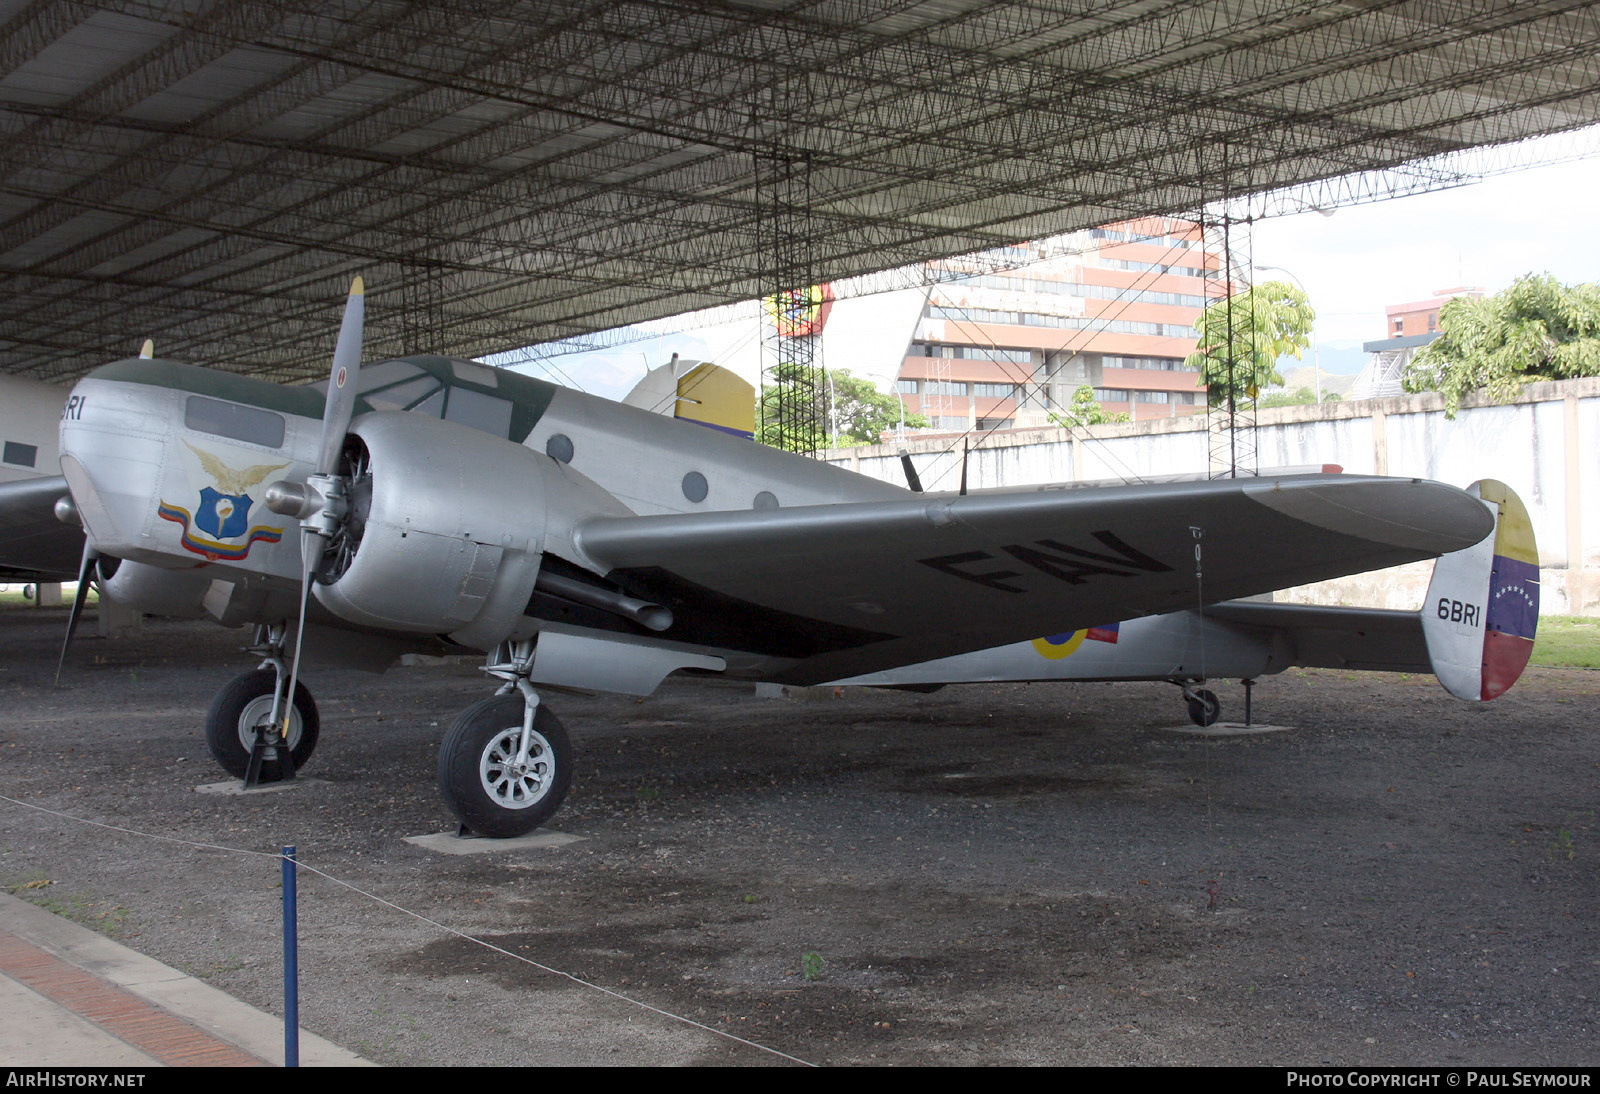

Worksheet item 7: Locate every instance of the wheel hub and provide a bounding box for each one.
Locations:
[237,694,301,752]
[480,728,553,810]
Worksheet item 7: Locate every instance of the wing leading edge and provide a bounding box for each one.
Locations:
[574,474,1495,684]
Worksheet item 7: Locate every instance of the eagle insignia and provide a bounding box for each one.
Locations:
[157,442,288,561]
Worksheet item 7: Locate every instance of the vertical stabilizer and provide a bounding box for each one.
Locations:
[1422,479,1539,700]
[622,360,755,439]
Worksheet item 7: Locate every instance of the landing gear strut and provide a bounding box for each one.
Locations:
[437,639,573,838]
[204,623,320,784]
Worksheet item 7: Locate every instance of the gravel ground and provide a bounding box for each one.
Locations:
[0,607,1595,1067]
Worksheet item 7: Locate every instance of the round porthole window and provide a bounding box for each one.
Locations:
[545,433,574,463]
[682,471,708,502]
[753,490,779,510]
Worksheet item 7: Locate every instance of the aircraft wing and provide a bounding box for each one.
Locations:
[575,473,1494,684]
[0,475,83,581]
[1203,601,1432,673]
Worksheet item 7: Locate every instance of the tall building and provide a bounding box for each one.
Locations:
[893,217,1222,431]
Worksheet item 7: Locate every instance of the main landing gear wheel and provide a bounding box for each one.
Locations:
[438,696,572,838]
[1185,688,1221,728]
[205,668,320,780]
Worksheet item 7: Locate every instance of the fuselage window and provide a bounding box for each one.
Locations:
[184,396,286,449]
[2,441,37,468]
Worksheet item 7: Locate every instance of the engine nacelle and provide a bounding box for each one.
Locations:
[313,411,632,649]
[97,558,210,619]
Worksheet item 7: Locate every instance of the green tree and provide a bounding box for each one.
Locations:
[1257,386,1317,408]
[1405,274,1600,417]
[757,363,927,450]
[1257,386,1340,408]
[1047,384,1129,427]
[1184,280,1314,408]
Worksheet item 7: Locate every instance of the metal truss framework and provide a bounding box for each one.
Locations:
[4,0,1600,383]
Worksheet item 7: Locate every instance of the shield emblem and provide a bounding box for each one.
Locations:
[196,486,252,539]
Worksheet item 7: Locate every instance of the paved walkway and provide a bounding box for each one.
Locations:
[0,892,369,1067]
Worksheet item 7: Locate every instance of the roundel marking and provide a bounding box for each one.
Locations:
[1031,630,1087,660]
[335,366,347,389]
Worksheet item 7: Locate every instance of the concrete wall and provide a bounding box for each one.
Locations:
[826,376,1600,616]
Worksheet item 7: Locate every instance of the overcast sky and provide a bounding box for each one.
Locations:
[508,144,1600,394]
[1250,150,1600,370]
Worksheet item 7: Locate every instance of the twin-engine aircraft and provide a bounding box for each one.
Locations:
[15,282,1537,837]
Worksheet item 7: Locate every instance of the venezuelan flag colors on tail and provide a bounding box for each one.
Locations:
[1422,479,1539,701]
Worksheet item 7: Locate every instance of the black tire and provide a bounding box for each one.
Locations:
[438,696,572,838]
[205,668,320,780]
[1186,688,1221,728]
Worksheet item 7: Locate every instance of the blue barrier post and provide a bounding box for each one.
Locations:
[282,845,299,1067]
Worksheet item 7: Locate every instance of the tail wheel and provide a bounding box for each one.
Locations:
[438,696,572,838]
[205,668,320,780]
[1186,688,1221,728]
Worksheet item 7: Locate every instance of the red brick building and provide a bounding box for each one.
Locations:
[894,217,1222,430]
[1384,286,1484,338]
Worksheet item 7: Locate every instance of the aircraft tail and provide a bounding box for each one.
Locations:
[1421,479,1540,701]
[622,359,756,439]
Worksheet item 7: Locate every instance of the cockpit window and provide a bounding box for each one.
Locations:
[355,360,424,391]
[300,356,525,441]
[308,360,423,396]
[185,396,286,448]
[451,360,498,388]
[363,376,441,411]
[443,387,513,437]
[411,388,445,418]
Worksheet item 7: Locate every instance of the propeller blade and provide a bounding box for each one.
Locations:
[266,277,364,756]
[315,277,365,477]
[55,542,98,685]
[268,527,322,768]
[899,450,923,493]
[138,339,153,359]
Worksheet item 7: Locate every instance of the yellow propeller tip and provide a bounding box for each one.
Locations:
[349,276,364,296]
[139,339,154,359]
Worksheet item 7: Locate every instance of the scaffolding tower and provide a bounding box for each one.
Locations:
[754,103,826,457]
[1204,215,1259,479]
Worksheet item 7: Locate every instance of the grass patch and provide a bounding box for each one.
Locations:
[0,584,96,611]
[1531,617,1600,669]
[4,873,134,938]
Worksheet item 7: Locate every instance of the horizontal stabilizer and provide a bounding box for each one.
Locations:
[1203,601,1431,673]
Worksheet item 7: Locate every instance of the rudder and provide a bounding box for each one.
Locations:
[1421,479,1539,701]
